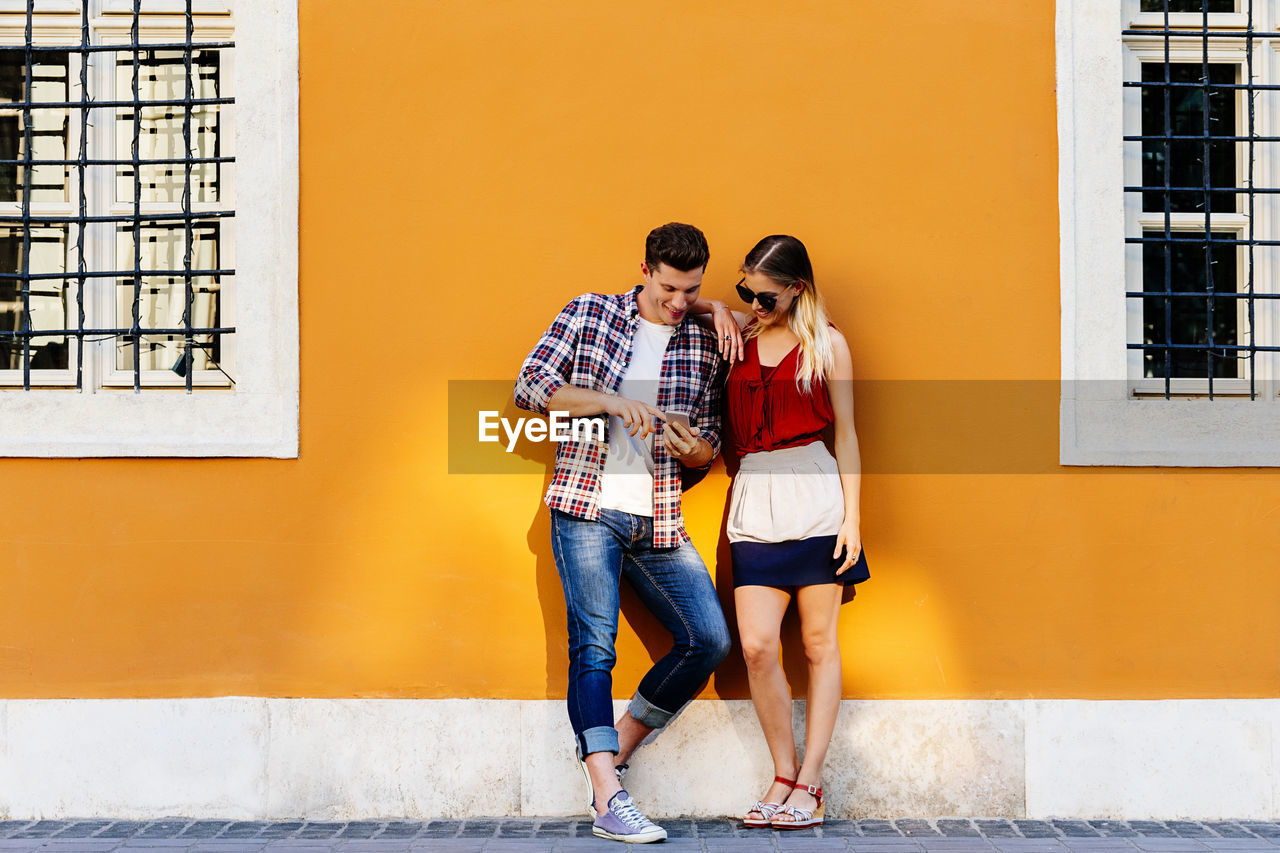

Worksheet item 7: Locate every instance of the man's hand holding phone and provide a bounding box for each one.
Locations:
[660,412,704,463]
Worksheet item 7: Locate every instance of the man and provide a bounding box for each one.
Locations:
[514,222,730,843]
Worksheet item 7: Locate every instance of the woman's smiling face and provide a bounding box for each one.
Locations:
[740,270,797,326]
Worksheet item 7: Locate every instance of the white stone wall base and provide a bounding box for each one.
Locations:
[0,698,1276,820]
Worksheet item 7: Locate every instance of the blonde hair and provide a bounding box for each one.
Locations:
[741,235,835,394]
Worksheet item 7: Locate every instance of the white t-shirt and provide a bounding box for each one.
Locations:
[597,317,676,516]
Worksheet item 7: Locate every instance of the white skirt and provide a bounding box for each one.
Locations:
[727,441,845,544]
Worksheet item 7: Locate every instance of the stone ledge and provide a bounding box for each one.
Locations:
[0,699,1277,819]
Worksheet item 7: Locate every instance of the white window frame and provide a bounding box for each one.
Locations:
[1059,0,1280,465]
[0,0,297,457]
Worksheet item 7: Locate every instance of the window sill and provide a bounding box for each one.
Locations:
[0,389,297,457]
[1062,390,1280,466]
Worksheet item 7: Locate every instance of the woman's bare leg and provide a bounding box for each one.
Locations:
[735,584,797,820]
[777,583,843,822]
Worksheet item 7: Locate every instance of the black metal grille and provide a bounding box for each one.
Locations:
[1123,0,1275,398]
[0,0,234,392]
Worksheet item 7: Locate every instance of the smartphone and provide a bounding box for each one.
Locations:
[662,412,692,429]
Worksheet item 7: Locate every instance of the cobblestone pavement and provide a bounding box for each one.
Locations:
[1,820,1280,852]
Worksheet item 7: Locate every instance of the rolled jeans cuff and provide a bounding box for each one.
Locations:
[576,725,620,759]
[628,690,677,729]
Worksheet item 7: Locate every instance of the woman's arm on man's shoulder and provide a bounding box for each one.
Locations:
[689,297,748,362]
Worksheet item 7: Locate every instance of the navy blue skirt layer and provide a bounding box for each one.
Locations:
[731,534,870,589]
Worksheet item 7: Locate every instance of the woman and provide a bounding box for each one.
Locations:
[700,235,867,829]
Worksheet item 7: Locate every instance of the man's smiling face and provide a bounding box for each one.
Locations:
[637,262,703,326]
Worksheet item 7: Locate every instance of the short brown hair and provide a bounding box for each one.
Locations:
[644,222,709,273]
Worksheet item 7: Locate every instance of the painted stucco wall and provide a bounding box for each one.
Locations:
[0,0,1276,707]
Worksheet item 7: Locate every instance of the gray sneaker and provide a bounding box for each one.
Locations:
[592,790,666,843]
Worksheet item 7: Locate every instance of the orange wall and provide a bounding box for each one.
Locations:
[1,0,1277,700]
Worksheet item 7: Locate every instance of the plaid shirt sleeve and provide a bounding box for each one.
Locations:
[692,358,724,464]
[514,297,580,416]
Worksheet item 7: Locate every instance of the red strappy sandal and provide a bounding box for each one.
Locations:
[772,783,824,829]
[742,775,796,828]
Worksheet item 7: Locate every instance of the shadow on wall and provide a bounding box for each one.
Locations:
[503,384,978,707]
[508,395,704,701]
[527,470,565,698]
[305,360,1055,705]
[438,341,1068,706]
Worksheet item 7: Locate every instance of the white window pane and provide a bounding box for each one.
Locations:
[1140,63,1238,215]
[116,50,221,204]
[0,51,69,204]
[1140,230,1242,380]
[115,222,221,372]
[0,224,68,370]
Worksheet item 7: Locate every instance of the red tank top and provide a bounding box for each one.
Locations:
[726,334,834,454]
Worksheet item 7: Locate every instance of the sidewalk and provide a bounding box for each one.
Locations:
[2,820,1279,853]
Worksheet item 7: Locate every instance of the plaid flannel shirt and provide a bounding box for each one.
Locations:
[514,286,723,548]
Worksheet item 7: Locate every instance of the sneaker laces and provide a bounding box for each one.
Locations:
[611,793,655,830]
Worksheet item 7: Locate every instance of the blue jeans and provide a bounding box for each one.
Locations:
[550,508,731,758]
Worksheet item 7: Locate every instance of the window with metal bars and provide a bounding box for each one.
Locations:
[1124,0,1279,398]
[0,0,233,392]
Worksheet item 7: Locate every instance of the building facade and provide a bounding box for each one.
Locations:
[0,0,1277,820]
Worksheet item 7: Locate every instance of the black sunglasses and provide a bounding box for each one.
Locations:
[735,278,780,312]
